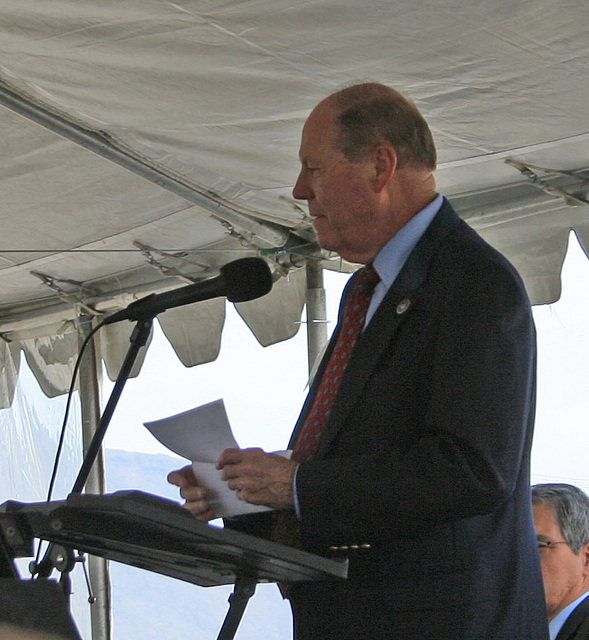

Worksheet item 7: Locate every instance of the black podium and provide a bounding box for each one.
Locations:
[0,490,348,639]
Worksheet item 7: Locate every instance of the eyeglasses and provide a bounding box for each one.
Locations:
[538,540,568,551]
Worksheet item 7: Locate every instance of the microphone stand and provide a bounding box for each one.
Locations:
[34,318,153,583]
[72,318,152,495]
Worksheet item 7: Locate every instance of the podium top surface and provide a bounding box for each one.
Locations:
[0,490,348,587]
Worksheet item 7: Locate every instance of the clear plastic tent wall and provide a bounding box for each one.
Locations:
[0,361,91,636]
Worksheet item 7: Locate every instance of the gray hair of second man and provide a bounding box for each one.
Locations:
[329,82,437,171]
[532,483,589,554]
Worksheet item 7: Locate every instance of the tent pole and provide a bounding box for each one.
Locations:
[305,262,328,376]
[77,314,112,640]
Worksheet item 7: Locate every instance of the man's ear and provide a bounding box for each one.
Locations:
[371,144,397,191]
[581,542,589,576]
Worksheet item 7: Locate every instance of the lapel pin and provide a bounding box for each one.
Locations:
[396,298,411,315]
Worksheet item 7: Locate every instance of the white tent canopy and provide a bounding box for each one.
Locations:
[1,0,589,408]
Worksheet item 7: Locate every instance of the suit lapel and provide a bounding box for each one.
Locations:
[313,199,462,456]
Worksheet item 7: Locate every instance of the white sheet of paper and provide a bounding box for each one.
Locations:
[143,399,275,518]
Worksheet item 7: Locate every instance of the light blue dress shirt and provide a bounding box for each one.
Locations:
[366,193,443,326]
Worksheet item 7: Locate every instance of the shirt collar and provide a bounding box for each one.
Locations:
[373,193,443,287]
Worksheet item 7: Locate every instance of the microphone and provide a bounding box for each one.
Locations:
[103,257,272,325]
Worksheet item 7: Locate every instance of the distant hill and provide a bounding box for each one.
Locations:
[104,449,292,640]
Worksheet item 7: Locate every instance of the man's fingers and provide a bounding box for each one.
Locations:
[167,465,217,521]
[167,464,196,487]
[179,484,207,501]
[216,447,245,469]
[217,447,266,470]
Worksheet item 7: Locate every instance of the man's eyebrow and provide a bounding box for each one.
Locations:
[536,534,552,541]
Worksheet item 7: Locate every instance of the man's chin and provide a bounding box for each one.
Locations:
[315,235,338,253]
[313,221,335,248]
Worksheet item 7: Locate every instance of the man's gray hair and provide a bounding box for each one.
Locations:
[532,483,589,553]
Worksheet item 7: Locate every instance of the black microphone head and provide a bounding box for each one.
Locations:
[221,257,273,303]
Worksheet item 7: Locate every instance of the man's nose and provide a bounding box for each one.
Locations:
[292,171,312,201]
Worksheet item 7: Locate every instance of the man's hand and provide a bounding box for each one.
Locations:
[167,465,216,521]
[217,447,297,510]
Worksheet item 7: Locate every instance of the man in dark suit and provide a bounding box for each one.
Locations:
[532,484,589,640]
[169,82,548,639]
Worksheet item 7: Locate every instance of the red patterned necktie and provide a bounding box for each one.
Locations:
[291,263,380,462]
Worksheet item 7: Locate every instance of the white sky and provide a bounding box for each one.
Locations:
[530,233,589,492]
[103,232,589,495]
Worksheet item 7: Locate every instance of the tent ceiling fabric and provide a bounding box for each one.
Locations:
[1,0,588,407]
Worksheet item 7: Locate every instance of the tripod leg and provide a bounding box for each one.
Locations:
[216,575,257,640]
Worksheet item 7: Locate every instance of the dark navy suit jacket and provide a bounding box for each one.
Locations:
[235,199,549,639]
